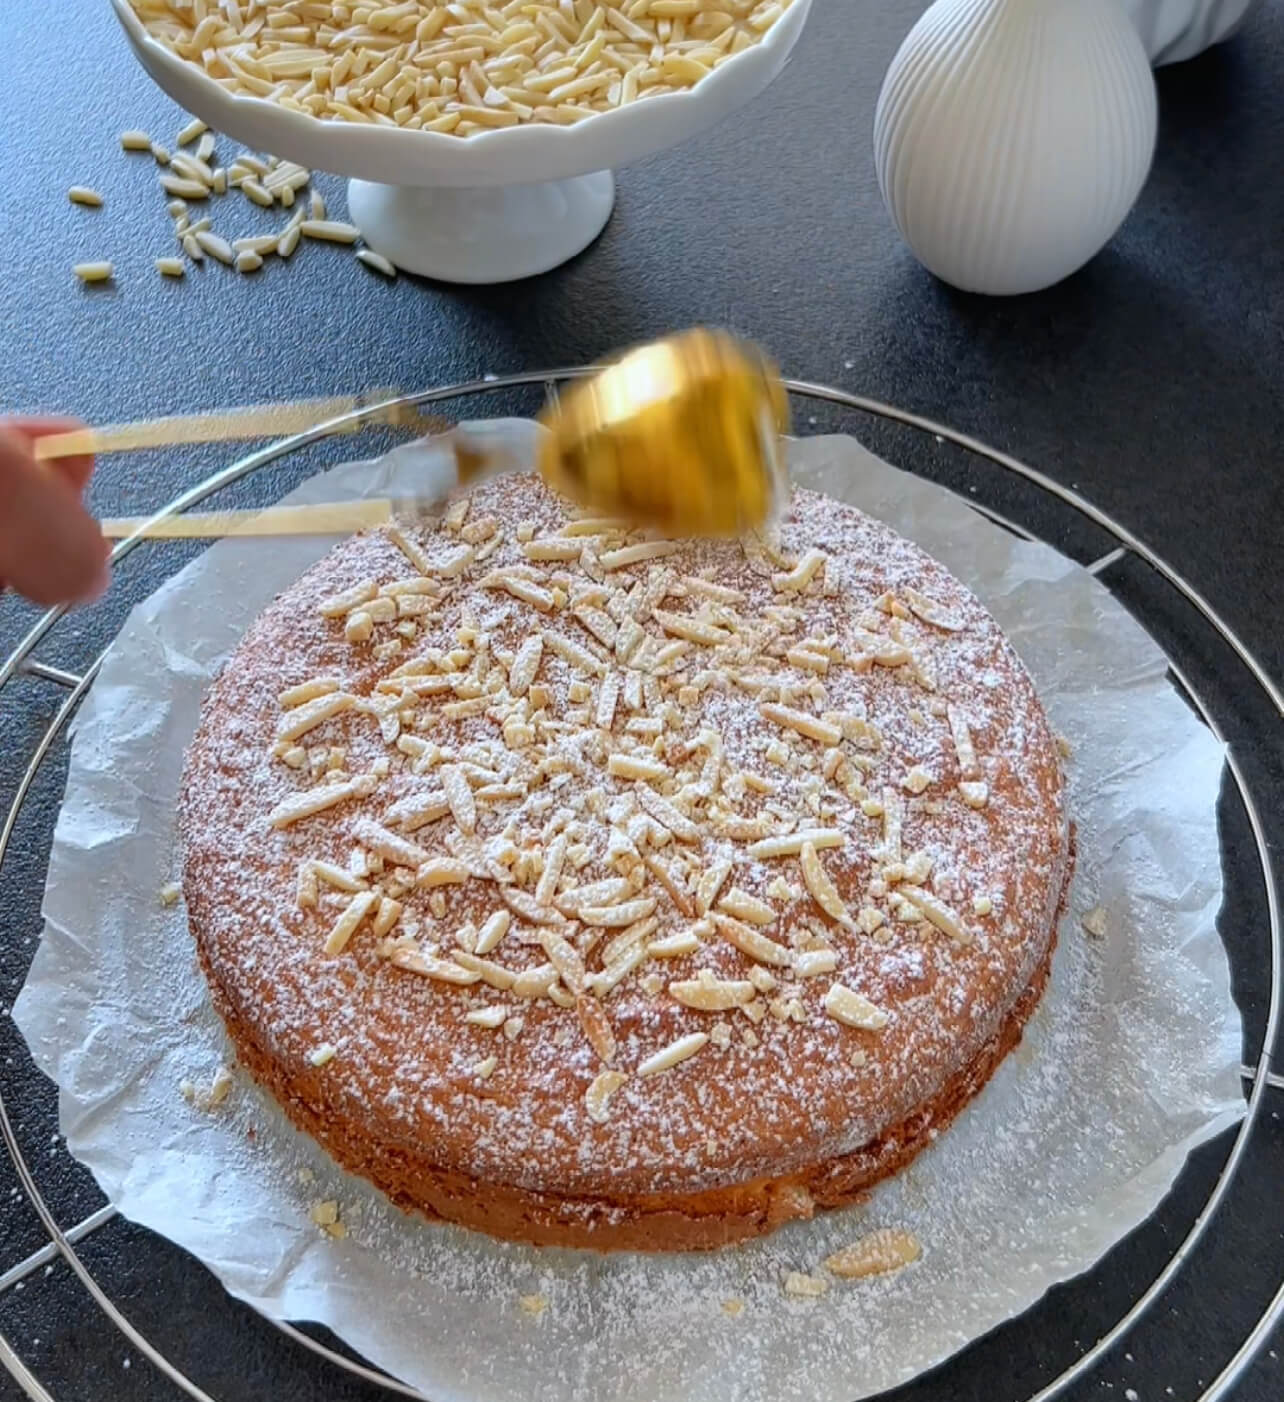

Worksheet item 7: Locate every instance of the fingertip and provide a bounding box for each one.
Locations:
[78,540,113,605]
[0,445,110,607]
[2,417,96,491]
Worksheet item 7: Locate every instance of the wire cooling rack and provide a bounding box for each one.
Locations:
[0,373,1279,1402]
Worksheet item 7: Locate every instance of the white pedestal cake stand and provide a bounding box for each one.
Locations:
[110,0,811,284]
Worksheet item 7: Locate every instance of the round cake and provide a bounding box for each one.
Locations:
[180,472,1071,1251]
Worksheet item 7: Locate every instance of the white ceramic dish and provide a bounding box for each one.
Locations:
[111,0,811,283]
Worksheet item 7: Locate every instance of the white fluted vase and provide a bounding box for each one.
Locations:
[1118,0,1261,65]
[875,0,1159,296]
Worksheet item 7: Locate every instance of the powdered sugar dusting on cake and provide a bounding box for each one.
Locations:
[180,476,1069,1202]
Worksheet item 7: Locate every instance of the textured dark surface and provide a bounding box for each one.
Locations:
[1,0,1282,1399]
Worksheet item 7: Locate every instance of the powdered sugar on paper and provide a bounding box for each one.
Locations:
[14,426,1243,1402]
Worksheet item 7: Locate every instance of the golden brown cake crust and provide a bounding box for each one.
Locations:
[180,474,1071,1251]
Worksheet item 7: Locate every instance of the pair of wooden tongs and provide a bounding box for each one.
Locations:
[35,393,465,540]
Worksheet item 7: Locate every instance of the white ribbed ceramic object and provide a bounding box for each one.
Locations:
[875,0,1158,296]
[1118,0,1260,65]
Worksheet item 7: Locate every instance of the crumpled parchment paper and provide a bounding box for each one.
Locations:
[15,424,1244,1402]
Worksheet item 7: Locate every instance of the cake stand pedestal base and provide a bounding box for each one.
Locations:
[347,172,615,284]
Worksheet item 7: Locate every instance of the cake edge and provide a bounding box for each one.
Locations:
[190,828,1073,1253]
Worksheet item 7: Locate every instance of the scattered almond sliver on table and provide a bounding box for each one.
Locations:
[72,117,399,290]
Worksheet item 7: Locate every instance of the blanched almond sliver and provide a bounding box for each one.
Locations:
[717,887,776,926]
[318,579,376,617]
[275,691,354,743]
[351,818,429,869]
[794,948,838,978]
[323,891,378,958]
[782,1271,830,1298]
[598,540,681,570]
[473,909,511,955]
[799,841,851,924]
[898,887,974,944]
[511,961,559,998]
[416,857,470,887]
[682,574,743,603]
[380,576,438,598]
[785,646,829,674]
[440,764,476,835]
[311,860,366,893]
[584,1068,627,1123]
[825,1228,922,1279]
[959,780,989,809]
[523,537,583,562]
[542,629,606,677]
[576,993,616,1063]
[371,896,402,938]
[451,950,516,990]
[484,572,554,611]
[555,877,632,914]
[587,941,649,998]
[574,605,617,648]
[850,624,912,664]
[881,787,903,863]
[391,946,481,984]
[822,981,889,1029]
[268,775,374,828]
[634,784,700,842]
[383,524,434,575]
[647,926,703,958]
[745,829,845,860]
[534,831,570,907]
[278,677,340,709]
[614,616,645,663]
[296,864,318,909]
[771,548,826,593]
[587,919,656,996]
[596,671,621,730]
[430,542,475,576]
[579,896,657,928]
[637,1031,708,1077]
[668,971,755,1010]
[904,587,962,631]
[643,853,695,917]
[759,702,841,747]
[465,1004,510,1028]
[507,635,543,697]
[540,927,586,995]
[606,752,668,783]
[712,913,793,967]
[651,607,729,647]
[694,859,732,914]
[601,917,653,968]
[500,887,568,925]
[383,790,450,831]
[558,516,631,536]
[947,704,980,779]
[460,515,497,545]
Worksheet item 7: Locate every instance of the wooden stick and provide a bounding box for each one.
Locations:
[99,499,398,540]
[32,392,445,462]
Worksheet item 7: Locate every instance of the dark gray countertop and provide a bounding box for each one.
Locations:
[1,0,1281,1399]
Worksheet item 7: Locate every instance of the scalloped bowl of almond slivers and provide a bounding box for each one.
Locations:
[112,0,811,186]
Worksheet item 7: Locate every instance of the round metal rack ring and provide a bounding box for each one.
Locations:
[0,372,1279,1402]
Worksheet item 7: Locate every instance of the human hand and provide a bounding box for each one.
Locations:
[0,417,110,606]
